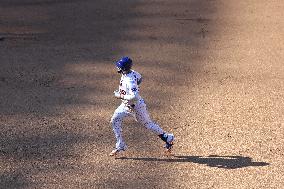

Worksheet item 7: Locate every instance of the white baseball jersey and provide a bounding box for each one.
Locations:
[119,70,142,106]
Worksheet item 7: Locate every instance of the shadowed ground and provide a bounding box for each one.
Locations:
[0,0,283,188]
[118,155,269,169]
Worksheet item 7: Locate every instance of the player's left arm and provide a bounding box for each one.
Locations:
[137,77,142,85]
[136,72,142,85]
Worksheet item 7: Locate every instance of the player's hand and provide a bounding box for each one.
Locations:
[114,90,121,99]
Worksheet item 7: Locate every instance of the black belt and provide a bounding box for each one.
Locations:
[127,104,135,108]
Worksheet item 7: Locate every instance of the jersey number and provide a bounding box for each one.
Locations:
[120,89,126,95]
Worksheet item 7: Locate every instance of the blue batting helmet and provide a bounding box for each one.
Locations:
[115,56,132,72]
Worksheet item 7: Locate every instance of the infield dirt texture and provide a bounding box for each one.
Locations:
[0,0,283,188]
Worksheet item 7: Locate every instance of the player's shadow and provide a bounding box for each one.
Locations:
[118,155,269,169]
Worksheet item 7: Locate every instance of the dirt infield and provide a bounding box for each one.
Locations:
[0,0,283,188]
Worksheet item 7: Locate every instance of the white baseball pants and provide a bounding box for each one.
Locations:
[110,99,164,150]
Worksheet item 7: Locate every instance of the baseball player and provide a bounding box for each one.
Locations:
[110,56,174,156]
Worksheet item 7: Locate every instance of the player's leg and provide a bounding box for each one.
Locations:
[134,100,164,135]
[134,100,174,152]
[110,103,130,156]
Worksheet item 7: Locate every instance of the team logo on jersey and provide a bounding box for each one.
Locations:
[131,88,137,92]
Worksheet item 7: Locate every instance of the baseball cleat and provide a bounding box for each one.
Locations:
[109,149,121,156]
[109,146,127,157]
[159,133,175,152]
[164,133,174,154]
